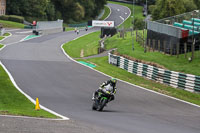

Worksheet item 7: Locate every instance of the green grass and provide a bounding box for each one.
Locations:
[62,32,200,107]
[0,44,3,48]
[63,35,200,106]
[3,33,10,36]
[63,31,101,58]
[100,5,111,20]
[65,27,76,32]
[108,1,144,28]
[0,36,4,40]
[0,20,24,28]
[0,65,58,118]
[77,57,200,106]
[105,32,200,76]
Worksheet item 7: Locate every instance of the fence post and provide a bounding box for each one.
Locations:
[158,40,160,52]
[148,39,151,52]
[164,41,166,54]
[184,42,187,58]
[144,38,147,53]
[199,44,200,59]
[176,43,179,58]
[143,29,145,47]
[153,39,155,52]
[170,42,173,56]
[192,39,195,60]
[136,30,138,42]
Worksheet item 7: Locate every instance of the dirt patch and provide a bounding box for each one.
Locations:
[113,51,166,69]
[80,49,84,57]
[0,111,9,115]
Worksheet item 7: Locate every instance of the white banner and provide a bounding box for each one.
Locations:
[92,20,114,27]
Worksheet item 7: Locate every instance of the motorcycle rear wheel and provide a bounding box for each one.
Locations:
[92,102,97,110]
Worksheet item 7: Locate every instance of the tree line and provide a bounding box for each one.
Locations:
[127,0,200,20]
[150,0,200,20]
[6,0,107,23]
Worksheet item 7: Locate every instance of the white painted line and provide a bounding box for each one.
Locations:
[104,5,112,20]
[125,12,127,15]
[61,35,200,110]
[0,61,69,120]
[1,34,42,46]
[16,31,32,34]
[0,32,12,43]
[0,45,6,51]
[5,29,21,32]
[117,9,120,11]
[20,35,41,42]
[117,5,131,26]
[120,16,125,21]
[0,114,67,121]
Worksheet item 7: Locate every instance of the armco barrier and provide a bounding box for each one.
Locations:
[108,53,200,92]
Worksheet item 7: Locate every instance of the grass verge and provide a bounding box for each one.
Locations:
[0,36,4,40]
[63,31,101,58]
[105,32,200,76]
[62,31,200,106]
[76,57,200,106]
[62,25,200,107]
[0,44,3,48]
[100,5,111,20]
[0,65,58,118]
[3,33,10,36]
[65,27,75,32]
[0,20,24,28]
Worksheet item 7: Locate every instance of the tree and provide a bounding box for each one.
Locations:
[73,2,85,21]
[7,0,107,23]
[46,2,56,21]
[152,0,196,20]
[7,0,49,20]
[193,0,200,9]
[184,0,197,12]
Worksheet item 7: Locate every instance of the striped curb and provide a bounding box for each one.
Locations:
[108,53,200,92]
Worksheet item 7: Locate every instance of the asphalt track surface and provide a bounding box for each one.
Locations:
[0,3,200,133]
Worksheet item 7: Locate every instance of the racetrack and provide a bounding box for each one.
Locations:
[0,3,200,133]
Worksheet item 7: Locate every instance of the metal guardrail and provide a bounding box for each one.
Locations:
[108,53,200,92]
[68,22,87,27]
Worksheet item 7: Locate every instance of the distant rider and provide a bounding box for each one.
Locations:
[92,78,117,102]
[85,25,88,31]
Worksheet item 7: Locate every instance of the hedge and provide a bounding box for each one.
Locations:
[0,15,24,23]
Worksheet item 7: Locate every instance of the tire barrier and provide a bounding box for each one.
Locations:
[108,53,200,92]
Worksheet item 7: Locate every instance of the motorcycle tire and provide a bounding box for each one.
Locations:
[97,98,108,111]
[92,101,97,110]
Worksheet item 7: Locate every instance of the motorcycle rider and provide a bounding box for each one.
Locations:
[92,77,117,102]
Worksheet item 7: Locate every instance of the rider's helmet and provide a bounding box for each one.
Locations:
[110,77,117,86]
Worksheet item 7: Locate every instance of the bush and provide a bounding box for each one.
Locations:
[8,15,24,23]
[24,16,47,23]
[134,18,145,30]
[0,15,9,21]
[0,15,24,23]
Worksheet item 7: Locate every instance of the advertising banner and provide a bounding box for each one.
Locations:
[92,20,115,27]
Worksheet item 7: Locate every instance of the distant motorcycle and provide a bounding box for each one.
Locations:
[92,87,113,111]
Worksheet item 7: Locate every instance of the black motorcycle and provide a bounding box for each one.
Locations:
[92,89,113,111]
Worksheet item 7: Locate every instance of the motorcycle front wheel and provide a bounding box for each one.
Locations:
[96,98,108,111]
